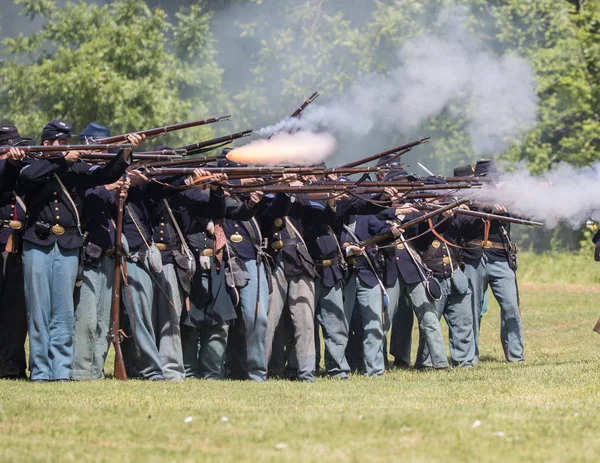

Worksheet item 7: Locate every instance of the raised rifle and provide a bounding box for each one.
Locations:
[93,115,231,144]
[0,143,132,159]
[357,199,470,248]
[341,137,430,169]
[290,91,320,118]
[179,129,253,156]
[419,202,544,227]
[110,178,127,381]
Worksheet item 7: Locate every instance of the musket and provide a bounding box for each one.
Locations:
[180,129,253,156]
[94,115,231,144]
[110,179,127,381]
[86,152,183,162]
[138,165,393,178]
[444,176,492,183]
[0,143,132,158]
[290,91,320,118]
[419,202,544,227]
[357,199,470,248]
[341,137,430,168]
[314,181,480,190]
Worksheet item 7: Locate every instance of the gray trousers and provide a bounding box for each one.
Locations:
[266,258,315,382]
[121,254,164,380]
[152,263,185,381]
[344,274,385,376]
[408,281,449,369]
[72,257,114,380]
[464,255,524,363]
[315,280,349,379]
[182,323,229,379]
[416,277,475,367]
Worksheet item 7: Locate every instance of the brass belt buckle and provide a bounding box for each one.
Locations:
[271,240,284,251]
[396,243,405,250]
[202,248,214,257]
[230,233,243,243]
[155,243,167,251]
[105,249,115,257]
[482,241,492,249]
[51,224,65,235]
[322,259,332,268]
[8,220,22,230]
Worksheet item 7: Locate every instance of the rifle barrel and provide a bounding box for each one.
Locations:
[341,137,430,168]
[94,115,231,144]
[111,180,127,381]
[420,203,544,227]
[290,91,320,118]
[181,129,253,155]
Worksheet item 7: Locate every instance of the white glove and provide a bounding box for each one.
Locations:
[345,245,364,257]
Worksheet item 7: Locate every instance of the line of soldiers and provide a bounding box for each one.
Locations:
[0,121,524,382]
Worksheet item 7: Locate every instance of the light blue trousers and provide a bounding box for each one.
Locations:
[152,263,185,381]
[121,254,164,380]
[233,258,269,381]
[464,255,524,363]
[407,281,449,369]
[416,277,475,367]
[23,241,78,381]
[344,274,385,376]
[72,257,114,380]
[315,280,349,378]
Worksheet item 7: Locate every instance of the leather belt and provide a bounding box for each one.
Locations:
[315,257,342,268]
[468,240,508,250]
[271,237,301,251]
[346,255,368,267]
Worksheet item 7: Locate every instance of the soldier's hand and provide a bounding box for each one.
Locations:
[345,245,364,257]
[395,204,418,216]
[248,191,264,208]
[64,150,82,165]
[391,226,403,237]
[492,204,508,214]
[128,170,149,186]
[7,147,25,166]
[126,133,145,148]
[381,187,398,201]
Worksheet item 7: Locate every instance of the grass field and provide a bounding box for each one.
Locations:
[1,251,600,462]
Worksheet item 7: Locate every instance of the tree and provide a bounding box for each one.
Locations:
[0,0,226,146]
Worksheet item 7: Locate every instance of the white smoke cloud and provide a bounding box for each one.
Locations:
[464,163,600,229]
[258,6,538,157]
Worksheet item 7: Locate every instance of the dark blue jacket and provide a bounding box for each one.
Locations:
[0,160,25,247]
[453,210,511,262]
[18,152,129,249]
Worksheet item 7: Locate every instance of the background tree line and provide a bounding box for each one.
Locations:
[1,0,599,251]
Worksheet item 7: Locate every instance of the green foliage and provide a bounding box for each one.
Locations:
[0,0,226,146]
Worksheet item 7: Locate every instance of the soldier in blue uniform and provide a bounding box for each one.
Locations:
[150,164,226,381]
[18,120,135,382]
[454,160,524,364]
[0,125,28,379]
[180,180,260,380]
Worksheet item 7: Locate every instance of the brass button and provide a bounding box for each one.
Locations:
[442,256,450,265]
[160,237,164,242]
[56,216,60,220]
[55,207,59,211]
[160,230,164,234]
[53,192,57,196]
[54,200,58,203]
[160,223,165,226]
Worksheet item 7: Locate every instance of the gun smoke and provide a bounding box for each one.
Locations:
[226,131,337,166]
[257,6,538,158]
[464,163,600,229]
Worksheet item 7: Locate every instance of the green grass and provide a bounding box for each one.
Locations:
[1,251,600,462]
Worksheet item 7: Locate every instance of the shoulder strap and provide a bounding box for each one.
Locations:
[13,192,26,213]
[162,198,192,254]
[53,173,81,233]
[125,204,151,251]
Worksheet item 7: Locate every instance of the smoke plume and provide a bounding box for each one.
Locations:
[227,131,337,166]
[257,7,538,158]
[464,163,600,229]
